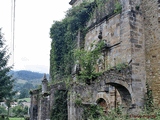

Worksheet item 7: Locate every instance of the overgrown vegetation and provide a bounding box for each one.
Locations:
[12,105,28,117]
[50,90,68,120]
[50,2,95,82]
[50,0,123,84]
[114,1,122,13]
[144,82,154,113]
[74,41,105,84]
[0,106,7,115]
[49,0,124,119]
[83,104,106,119]
[0,28,17,118]
[116,63,128,71]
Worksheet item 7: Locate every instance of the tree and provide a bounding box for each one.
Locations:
[0,28,15,117]
[19,89,29,99]
[12,105,28,117]
[5,91,17,117]
[0,106,7,115]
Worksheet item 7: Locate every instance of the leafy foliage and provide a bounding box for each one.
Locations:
[74,41,105,84]
[18,83,34,99]
[0,28,15,102]
[144,83,154,113]
[0,29,17,118]
[12,105,28,117]
[114,1,122,13]
[50,2,95,82]
[0,106,7,115]
[116,63,127,71]
[50,90,68,120]
[83,104,106,120]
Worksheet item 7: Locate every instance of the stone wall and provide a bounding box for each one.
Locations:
[68,66,133,120]
[30,82,67,120]
[142,0,160,105]
[30,0,160,119]
[84,0,146,107]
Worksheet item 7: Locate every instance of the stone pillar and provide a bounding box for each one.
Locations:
[30,91,39,120]
[42,74,48,93]
[40,74,50,120]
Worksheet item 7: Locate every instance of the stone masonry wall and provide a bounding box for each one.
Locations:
[68,66,133,120]
[129,0,146,107]
[142,0,160,105]
[30,0,160,119]
[30,82,67,120]
[84,0,146,107]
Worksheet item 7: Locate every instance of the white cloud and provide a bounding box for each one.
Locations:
[0,0,71,73]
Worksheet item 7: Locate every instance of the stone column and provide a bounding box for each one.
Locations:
[42,74,48,93]
[41,74,50,120]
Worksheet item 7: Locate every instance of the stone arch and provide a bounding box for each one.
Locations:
[97,98,108,113]
[96,92,110,106]
[95,92,110,113]
[106,82,132,109]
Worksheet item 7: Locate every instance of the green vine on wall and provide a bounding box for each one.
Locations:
[144,83,154,113]
[50,90,68,120]
[50,2,95,82]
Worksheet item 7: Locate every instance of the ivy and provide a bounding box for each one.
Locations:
[50,2,95,82]
[50,90,68,120]
[144,83,154,113]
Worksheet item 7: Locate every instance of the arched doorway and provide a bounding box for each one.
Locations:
[97,98,108,114]
[95,82,132,114]
[106,82,132,109]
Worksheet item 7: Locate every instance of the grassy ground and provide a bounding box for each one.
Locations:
[9,118,24,120]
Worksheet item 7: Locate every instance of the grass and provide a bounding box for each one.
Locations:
[18,98,30,102]
[9,118,24,120]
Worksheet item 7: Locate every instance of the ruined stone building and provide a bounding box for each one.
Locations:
[30,0,160,120]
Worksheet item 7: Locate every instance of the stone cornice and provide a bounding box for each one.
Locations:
[69,0,77,5]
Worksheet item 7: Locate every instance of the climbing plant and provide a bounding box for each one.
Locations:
[144,82,154,113]
[50,0,122,83]
[50,2,95,82]
[50,90,68,120]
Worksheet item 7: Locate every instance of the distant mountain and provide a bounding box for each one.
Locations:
[9,70,49,81]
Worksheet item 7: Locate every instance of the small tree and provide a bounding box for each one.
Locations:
[74,40,105,84]
[5,91,17,117]
[0,106,7,115]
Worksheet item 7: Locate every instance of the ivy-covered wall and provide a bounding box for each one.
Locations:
[49,2,95,83]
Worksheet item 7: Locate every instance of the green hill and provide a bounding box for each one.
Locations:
[9,70,49,81]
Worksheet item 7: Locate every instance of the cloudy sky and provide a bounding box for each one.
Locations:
[0,0,71,73]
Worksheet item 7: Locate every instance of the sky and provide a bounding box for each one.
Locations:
[0,0,71,74]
